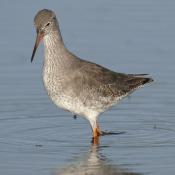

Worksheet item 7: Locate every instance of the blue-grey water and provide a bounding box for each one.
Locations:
[0,1,175,175]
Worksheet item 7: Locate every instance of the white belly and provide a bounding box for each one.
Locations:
[43,71,99,119]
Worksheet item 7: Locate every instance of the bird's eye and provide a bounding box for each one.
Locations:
[46,22,50,27]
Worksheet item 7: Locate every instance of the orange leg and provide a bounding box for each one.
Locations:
[92,136,99,145]
[92,122,102,144]
[93,122,102,137]
[93,127,100,138]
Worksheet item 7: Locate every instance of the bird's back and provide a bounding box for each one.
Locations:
[77,59,152,101]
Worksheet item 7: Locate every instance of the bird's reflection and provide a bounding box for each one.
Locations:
[53,143,141,175]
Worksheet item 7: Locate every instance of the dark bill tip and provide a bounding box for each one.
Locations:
[31,33,43,62]
[31,44,37,62]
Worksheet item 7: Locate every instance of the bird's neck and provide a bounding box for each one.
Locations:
[43,29,71,69]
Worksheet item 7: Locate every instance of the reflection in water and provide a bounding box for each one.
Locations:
[53,144,141,175]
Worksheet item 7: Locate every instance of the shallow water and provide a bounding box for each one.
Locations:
[0,0,175,175]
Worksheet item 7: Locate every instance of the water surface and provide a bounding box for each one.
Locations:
[0,1,175,175]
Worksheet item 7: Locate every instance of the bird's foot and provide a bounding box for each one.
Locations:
[91,130,125,145]
[100,131,126,136]
[73,115,77,119]
[91,131,126,145]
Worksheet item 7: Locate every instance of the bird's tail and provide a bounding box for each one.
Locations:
[127,75,153,90]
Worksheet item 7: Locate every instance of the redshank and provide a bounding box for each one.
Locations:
[31,9,153,142]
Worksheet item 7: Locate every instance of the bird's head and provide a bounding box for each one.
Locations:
[31,9,57,62]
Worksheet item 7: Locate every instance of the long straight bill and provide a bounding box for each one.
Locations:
[31,33,43,62]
